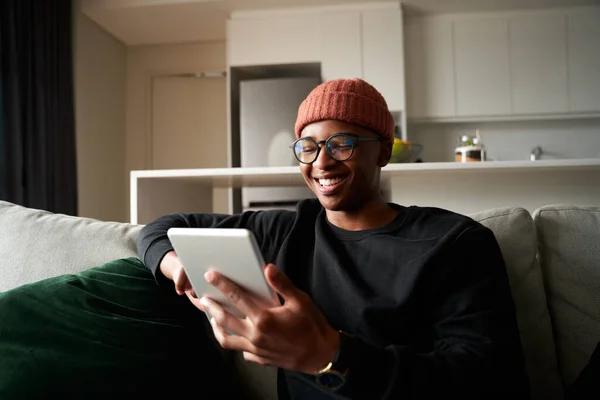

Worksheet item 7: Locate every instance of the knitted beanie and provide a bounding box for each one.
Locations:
[294,78,395,143]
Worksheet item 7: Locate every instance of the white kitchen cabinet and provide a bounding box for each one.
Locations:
[226,3,406,140]
[405,19,455,119]
[227,14,320,66]
[405,7,600,121]
[567,8,600,113]
[362,8,405,111]
[509,14,569,115]
[454,18,511,117]
[318,11,362,81]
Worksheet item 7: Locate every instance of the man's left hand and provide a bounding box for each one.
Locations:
[192,263,339,375]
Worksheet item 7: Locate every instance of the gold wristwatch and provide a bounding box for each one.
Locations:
[315,331,353,391]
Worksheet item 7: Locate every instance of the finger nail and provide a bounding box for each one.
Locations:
[200,297,210,307]
[204,271,214,283]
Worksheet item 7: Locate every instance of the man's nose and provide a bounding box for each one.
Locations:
[312,144,337,169]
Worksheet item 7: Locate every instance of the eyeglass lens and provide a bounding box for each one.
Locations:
[292,134,356,164]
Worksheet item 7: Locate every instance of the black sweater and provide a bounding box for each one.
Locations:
[137,199,529,400]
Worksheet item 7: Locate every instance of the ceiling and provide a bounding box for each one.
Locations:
[80,0,600,45]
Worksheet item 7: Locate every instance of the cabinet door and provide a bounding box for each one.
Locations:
[319,11,362,81]
[405,19,455,119]
[567,8,600,112]
[362,8,405,111]
[509,13,568,115]
[227,15,320,66]
[454,18,511,117]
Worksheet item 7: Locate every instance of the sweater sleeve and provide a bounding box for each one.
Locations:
[137,211,295,283]
[334,225,529,399]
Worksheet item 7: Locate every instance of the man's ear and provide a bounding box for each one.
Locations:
[377,140,392,167]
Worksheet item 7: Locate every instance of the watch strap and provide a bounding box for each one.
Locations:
[318,330,354,375]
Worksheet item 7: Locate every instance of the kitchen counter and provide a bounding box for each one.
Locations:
[130,158,600,224]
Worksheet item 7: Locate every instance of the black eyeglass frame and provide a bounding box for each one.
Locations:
[289,133,383,164]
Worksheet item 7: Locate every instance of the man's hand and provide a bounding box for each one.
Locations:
[195,264,339,375]
[159,251,195,298]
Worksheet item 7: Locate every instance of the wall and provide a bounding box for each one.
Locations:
[408,118,600,162]
[73,2,127,222]
[126,41,229,221]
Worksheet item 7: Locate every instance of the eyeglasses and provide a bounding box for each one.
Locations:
[290,133,383,164]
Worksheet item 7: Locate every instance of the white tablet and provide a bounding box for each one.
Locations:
[166,227,278,319]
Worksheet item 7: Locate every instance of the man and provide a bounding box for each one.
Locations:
[137,78,530,399]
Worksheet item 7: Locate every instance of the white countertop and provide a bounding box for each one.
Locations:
[130,158,600,188]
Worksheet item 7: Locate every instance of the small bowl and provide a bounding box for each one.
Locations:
[389,141,423,163]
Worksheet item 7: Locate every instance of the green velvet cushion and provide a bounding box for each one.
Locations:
[0,257,246,397]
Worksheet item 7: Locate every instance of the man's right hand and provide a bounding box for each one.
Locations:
[160,250,195,297]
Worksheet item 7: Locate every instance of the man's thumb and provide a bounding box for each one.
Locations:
[264,264,295,300]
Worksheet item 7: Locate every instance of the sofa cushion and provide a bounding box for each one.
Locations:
[0,201,142,292]
[533,205,600,386]
[0,257,247,397]
[469,207,563,400]
[0,201,272,399]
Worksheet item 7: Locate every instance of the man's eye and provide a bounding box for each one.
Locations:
[335,145,353,150]
[302,148,316,153]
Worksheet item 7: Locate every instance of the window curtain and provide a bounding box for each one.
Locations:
[0,0,77,215]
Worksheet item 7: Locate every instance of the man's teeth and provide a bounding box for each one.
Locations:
[319,177,344,187]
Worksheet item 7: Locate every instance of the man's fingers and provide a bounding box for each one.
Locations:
[201,296,248,337]
[205,271,258,318]
[173,267,191,295]
[242,351,274,367]
[209,316,261,355]
[185,291,203,309]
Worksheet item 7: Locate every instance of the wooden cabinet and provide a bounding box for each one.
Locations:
[567,8,600,112]
[227,14,320,66]
[454,18,511,117]
[509,14,569,115]
[318,11,362,82]
[362,8,405,111]
[405,19,455,118]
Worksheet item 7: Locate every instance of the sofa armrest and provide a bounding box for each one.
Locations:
[0,201,141,292]
[533,205,600,387]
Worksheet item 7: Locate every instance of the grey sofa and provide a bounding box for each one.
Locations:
[1,200,599,400]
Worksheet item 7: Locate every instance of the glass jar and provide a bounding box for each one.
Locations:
[455,134,486,163]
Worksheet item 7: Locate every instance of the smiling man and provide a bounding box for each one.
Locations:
[137,78,530,399]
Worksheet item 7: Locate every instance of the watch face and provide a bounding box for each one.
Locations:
[316,371,346,391]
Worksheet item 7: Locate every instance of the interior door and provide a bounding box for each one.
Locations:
[151,76,229,213]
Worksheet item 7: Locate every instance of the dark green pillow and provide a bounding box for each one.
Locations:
[0,257,247,398]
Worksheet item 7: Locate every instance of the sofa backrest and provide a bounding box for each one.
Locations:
[533,205,600,387]
[0,200,569,400]
[470,207,563,400]
[0,201,142,292]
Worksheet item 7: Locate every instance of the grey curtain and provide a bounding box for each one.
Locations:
[0,0,77,215]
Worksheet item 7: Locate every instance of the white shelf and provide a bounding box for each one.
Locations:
[382,158,600,175]
[131,158,600,188]
[130,158,600,224]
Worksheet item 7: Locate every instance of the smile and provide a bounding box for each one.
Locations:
[313,175,348,194]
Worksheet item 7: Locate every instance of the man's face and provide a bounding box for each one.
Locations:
[297,120,392,212]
